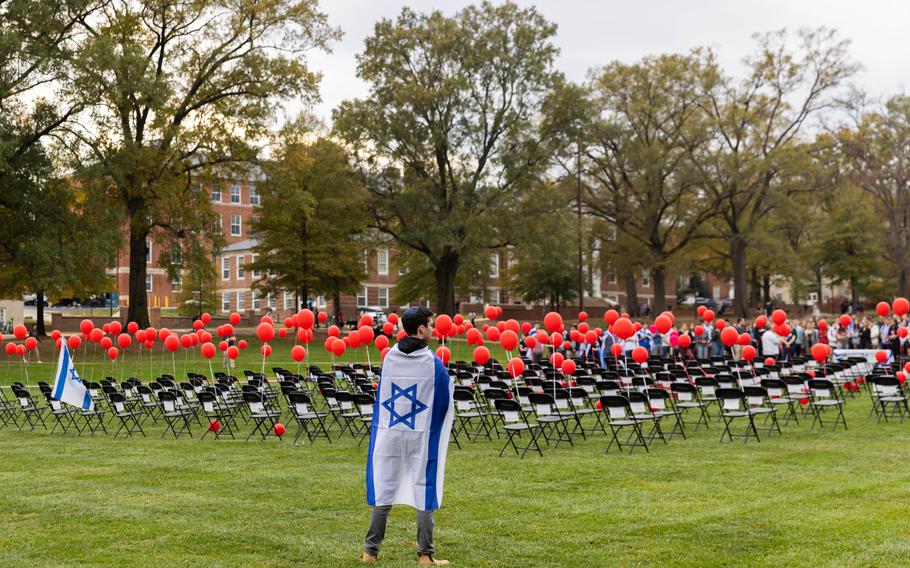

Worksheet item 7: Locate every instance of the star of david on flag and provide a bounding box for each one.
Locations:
[381,383,427,429]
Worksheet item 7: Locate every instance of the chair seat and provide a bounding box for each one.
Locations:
[574,409,595,415]
[879,396,905,402]
[504,423,538,431]
[250,411,280,419]
[676,402,705,408]
[537,415,571,423]
[814,400,844,406]
[296,412,325,420]
[722,411,750,417]
[608,419,640,426]
[750,407,775,414]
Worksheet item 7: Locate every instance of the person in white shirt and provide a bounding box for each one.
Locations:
[761,327,780,358]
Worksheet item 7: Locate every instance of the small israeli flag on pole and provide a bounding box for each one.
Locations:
[51,344,93,411]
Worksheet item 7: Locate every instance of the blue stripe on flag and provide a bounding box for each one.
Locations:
[82,390,92,411]
[424,357,450,510]
[53,347,69,401]
[365,376,381,506]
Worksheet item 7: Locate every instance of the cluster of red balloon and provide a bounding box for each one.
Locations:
[1,324,39,359]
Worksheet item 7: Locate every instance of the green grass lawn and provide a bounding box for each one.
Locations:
[1,337,909,567]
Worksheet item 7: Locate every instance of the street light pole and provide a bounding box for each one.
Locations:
[576,142,584,313]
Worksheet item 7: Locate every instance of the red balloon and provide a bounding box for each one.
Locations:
[331,338,346,357]
[536,331,549,345]
[199,331,212,343]
[229,312,241,325]
[298,309,315,330]
[327,325,340,338]
[550,332,563,347]
[164,335,180,352]
[358,326,375,344]
[631,346,649,363]
[15,344,25,357]
[561,359,576,375]
[900,327,909,339]
[107,347,119,360]
[720,327,738,346]
[13,324,27,340]
[486,326,501,342]
[260,316,274,326]
[550,352,565,368]
[117,333,131,350]
[382,322,394,336]
[473,346,491,365]
[435,314,453,335]
[261,344,272,358]
[894,297,910,316]
[604,309,619,326]
[771,309,787,326]
[273,423,286,436]
[68,335,81,350]
[201,313,212,325]
[201,343,216,358]
[24,337,37,351]
[595,400,603,410]
[99,337,112,350]
[51,330,61,341]
[397,330,407,341]
[208,420,221,433]
[348,331,362,349]
[158,328,171,342]
[238,339,248,350]
[764,357,775,366]
[877,301,891,317]
[584,330,597,344]
[435,346,451,365]
[179,334,192,349]
[737,333,751,346]
[694,325,704,337]
[578,311,588,322]
[696,305,707,317]
[277,328,287,339]
[754,316,767,328]
[678,334,692,348]
[257,323,275,343]
[811,343,829,363]
[127,321,139,334]
[610,343,623,357]
[4,343,15,356]
[654,315,672,334]
[577,322,589,334]
[499,330,519,351]
[109,321,122,335]
[375,335,389,351]
[715,319,726,331]
[838,314,852,327]
[380,347,391,360]
[291,345,307,362]
[876,350,888,363]
[543,312,563,333]
[453,314,464,326]
[817,319,828,331]
[741,345,756,361]
[484,306,498,320]
[218,341,228,352]
[387,312,398,325]
[79,319,93,336]
[613,318,635,340]
[193,319,204,330]
[507,357,525,377]
[525,336,537,349]
[89,328,104,343]
[702,310,715,323]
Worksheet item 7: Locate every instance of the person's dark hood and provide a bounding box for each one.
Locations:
[397,336,428,354]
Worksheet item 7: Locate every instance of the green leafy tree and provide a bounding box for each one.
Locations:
[333,1,563,314]
[174,241,219,318]
[248,133,368,319]
[58,0,339,326]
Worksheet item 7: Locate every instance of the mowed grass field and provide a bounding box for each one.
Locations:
[1,335,910,567]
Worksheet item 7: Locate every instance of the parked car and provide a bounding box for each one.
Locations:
[54,297,82,308]
[358,307,388,326]
[23,294,49,307]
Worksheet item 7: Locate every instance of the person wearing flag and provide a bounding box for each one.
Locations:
[362,306,454,566]
[51,344,93,412]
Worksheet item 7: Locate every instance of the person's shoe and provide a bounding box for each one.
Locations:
[418,555,449,565]
[361,552,378,563]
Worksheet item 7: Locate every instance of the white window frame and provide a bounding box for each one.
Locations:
[490,289,500,304]
[146,240,152,264]
[221,293,230,311]
[607,261,617,285]
[357,286,368,308]
[607,226,617,241]
[252,290,260,310]
[170,273,182,290]
[230,214,241,237]
[251,254,260,278]
[399,265,409,276]
[377,248,389,276]
[378,287,389,308]
[221,257,231,281]
[236,255,245,279]
[249,186,259,205]
[283,291,293,309]
[236,291,245,311]
[490,254,500,278]
[145,274,153,292]
[316,295,326,309]
[230,184,241,204]
[212,188,222,203]
[642,268,651,288]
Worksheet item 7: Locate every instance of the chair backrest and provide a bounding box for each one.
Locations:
[715,388,745,411]
[872,376,901,396]
[108,392,128,413]
[743,386,769,407]
[599,395,632,420]
[333,390,355,410]
[288,391,314,416]
[808,379,838,400]
[670,382,698,402]
[759,378,787,399]
[157,390,179,412]
[528,392,557,416]
[494,398,527,424]
[197,390,218,412]
[353,393,375,416]
[241,391,267,414]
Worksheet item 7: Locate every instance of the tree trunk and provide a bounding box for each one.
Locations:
[434,250,459,315]
[332,292,340,322]
[850,276,858,306]
[762,274,771,304]
[35,289,46,336]
[623,268,638,314]
[749,267,761,308]
[652,265,666,313]
[731,237,748,318]
[899,266,908,299]
[126,222,151,328]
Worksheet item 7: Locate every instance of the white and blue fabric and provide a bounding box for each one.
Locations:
[51,345,93,411]
[366,344,454,511]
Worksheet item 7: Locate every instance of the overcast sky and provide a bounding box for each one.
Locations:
[302,0,909,124]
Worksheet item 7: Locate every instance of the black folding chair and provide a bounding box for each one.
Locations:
[494,398,543,459]
[109,392,145,437]
[242,392,281,441]
[157,391,194,439]
[288,391,331,444]
[716,388,760,444]
[807,379,847,431]
[11,387,47,431]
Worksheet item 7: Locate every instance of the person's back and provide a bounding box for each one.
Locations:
[761,329,779,357]
[363,307,453,566]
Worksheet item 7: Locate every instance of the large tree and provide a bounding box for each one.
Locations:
[58,0,339,326]
[333,1,562,314]
[694,28,856,317]
[248,133,368,319]
[579,51,721,312]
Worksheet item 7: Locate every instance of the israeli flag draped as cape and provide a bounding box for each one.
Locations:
[366,343,454,511]
[51,345,93,411]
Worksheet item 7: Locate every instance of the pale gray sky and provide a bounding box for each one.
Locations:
[302,0,909,124]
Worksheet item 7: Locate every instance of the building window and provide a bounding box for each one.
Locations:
[221,293,230,311]
[251,254,260,278]
[212,188,221,203]
[607,294,619,304]
[607,226,617,241]
[146,241,152,264]
[171,274,182,290]
[249,186,259,205]
[490,289,500,304]
[378,287,389,308]
[316,295,326,309]
[362,251,369,272]
[236,255,245,279]
[145,274,153,292]
[490,254,499,278]
[607,261,617,285]
[399,266,409,276]
[230,184,241,204]
[266,293,273,309]
[252,290,260,310]
[283,291,293,309]
[236,291,245,311]
[642,269,651,288]
[230,214,241,237]
[377,248,389,276]
[357,286,368,308]
[221,257,230,280]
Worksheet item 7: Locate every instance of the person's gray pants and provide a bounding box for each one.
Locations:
[364,505,434,557]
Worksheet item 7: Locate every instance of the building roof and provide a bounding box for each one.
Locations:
[222,238,258,253]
